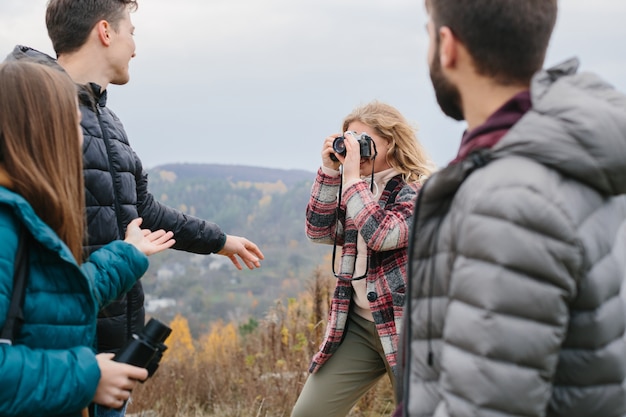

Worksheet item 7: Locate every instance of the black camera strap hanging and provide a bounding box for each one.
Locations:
[0,225,30,345]
[331,141,380,282]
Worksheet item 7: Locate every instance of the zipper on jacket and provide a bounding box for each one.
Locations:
[95,106,125,240]
[401,150,493,415]
[95,104,135,342]
[401,173,430,416]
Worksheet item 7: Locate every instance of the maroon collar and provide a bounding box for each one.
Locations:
[452,91,531,164]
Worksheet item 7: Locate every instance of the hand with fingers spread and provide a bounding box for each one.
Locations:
[217,235,264,270]
[123,218,175,256]
[93,353,148,409]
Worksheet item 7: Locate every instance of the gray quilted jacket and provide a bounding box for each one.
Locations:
[400,58,626,417]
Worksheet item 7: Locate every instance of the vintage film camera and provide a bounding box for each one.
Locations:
[330,131,374,162]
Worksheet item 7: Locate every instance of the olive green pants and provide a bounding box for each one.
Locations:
[291,313,396,417]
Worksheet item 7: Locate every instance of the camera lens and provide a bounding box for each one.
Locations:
[332,136,346,156]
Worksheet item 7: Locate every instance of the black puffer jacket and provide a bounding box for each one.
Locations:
[7,45,227,352]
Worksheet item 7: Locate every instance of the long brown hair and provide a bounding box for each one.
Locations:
[0,61,85,261]
[342,101,435,184]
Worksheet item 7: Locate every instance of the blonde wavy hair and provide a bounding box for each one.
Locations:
[342,100,435,184]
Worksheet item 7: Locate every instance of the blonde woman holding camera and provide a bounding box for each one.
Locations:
[293,101,434,417]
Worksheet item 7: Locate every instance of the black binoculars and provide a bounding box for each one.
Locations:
[113,317,172,378]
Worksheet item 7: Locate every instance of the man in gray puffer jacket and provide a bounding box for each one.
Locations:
[396,1,626,416]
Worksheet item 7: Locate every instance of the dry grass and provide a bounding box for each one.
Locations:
[127,268,394,417]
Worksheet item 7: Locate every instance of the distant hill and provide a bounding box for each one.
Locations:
[142,162,331,336]
[150,163,314,186]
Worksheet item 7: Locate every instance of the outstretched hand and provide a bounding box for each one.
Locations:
[124,218,175,256]
[217,235,264,270]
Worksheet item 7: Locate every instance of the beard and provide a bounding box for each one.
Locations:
[429,49,464,121]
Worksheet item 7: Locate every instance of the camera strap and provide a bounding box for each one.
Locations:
[0,225,30,345]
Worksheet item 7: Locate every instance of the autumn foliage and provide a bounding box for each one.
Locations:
[127,268,395,417]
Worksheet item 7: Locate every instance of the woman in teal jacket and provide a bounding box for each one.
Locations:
[0,61,175,416]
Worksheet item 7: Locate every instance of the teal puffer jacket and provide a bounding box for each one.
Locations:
[0,187,148,417]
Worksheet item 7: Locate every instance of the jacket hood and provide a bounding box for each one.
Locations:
[5,45,63,71]
[5,45,105,108]
[495,58,626,196]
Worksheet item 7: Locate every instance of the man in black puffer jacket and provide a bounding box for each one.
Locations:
[6,2,264,415]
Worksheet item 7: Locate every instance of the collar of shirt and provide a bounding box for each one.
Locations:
[452,90,531,164]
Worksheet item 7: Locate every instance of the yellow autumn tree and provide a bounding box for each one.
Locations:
[197,320,239,365]
[258,194,272,208]
[163,313,195,364]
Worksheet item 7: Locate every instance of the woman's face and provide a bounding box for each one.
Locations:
[346,120,392,176]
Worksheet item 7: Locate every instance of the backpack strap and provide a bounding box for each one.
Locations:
[0,226,29,345]
[382,175,402,208]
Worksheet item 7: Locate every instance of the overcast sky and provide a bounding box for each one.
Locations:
[1,0,625,172]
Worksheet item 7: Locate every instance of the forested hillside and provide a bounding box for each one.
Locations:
[142,163,332,336]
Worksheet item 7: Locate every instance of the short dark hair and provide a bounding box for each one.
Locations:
[427,0,558,85]
[46,0,138,56]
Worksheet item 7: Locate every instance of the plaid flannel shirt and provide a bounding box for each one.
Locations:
[305,168,420,375]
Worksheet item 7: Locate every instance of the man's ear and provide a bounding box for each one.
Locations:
[95,20,112,46]
[438,26,457,69]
